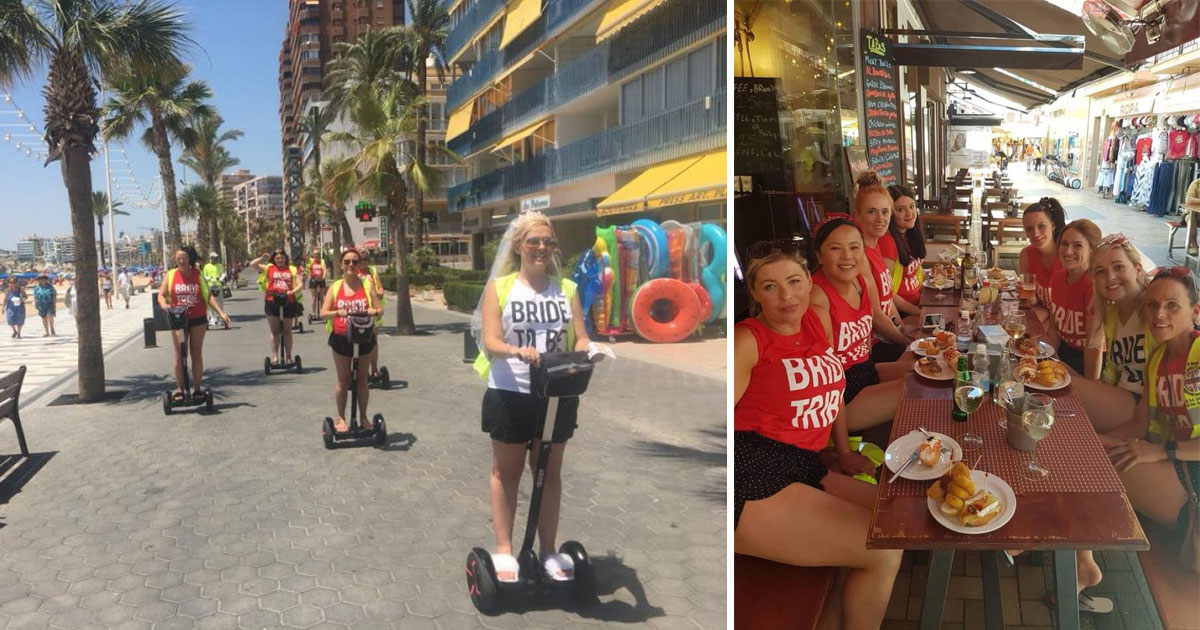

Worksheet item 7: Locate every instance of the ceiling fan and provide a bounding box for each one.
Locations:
[1081,0,1168,54]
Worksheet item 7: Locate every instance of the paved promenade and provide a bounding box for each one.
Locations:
[0,280,726,629]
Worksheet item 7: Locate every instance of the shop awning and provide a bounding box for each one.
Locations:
[597,151,725,217]
[646,151,726,209]
[445,103,472,142]
[499,0,542,49]
[491,118,551,152]
[595,0,667,43]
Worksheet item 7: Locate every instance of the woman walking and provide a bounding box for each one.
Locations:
[33,274,56,337]
[4,277,26,339]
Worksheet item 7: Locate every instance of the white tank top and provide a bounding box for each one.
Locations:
[487,276,572,394]
[1109,311,1147,396]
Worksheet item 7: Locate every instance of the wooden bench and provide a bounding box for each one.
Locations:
[0,367,30,457]
[735,553,834,629]
[1138,519,1200,630]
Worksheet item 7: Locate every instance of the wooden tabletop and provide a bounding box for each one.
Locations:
[866,303,1149,552]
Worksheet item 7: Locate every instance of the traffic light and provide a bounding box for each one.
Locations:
[355,201,376,222]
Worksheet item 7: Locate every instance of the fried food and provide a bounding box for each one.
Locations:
[917,356,942,376]
[959,491,1003,527]
[942,348,961,366]
[935,330,956,349]
[1016,337,1041,356]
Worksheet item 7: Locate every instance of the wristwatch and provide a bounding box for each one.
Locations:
[1166,441,1178,462]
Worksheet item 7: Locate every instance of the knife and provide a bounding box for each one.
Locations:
[890,449,921,483]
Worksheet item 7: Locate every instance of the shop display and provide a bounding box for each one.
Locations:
[1097,112,1200,215]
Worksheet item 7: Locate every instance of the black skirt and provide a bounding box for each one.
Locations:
[844,361,881,403]
[871,340,907,363]
[1058,342,1085,375]
[734,431,827,529]
[481,388,578,444]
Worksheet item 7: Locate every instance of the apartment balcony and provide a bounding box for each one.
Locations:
[446,47,504,112]
[445,0,506,61]
[446,1,722,157]
[448,91,724,213]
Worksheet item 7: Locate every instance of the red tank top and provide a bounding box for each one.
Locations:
[309,258,325,280]
[1023,246,1060,307]
[735,312,845,450]
[882,233,921,304]
[331,280,369,336]
[170,267,207,319]
[266,265,295,301]
[811,271,873,368]
[864,240,894,318]
[1155,331,1200,442]
[1049,268,1094,351]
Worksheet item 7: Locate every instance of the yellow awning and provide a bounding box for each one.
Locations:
[646,150,726,209]
[499,0,542,50]
[595,0,666,43]
[596,154,701,217]
[492,118,551,152]
[445,103,472,142]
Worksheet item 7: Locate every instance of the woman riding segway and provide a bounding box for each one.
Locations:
[158,246,230,405]
[252,250,303,368]
[321,247,383,437]
[469,211,607,591]
[307,246,329,325]
[358,257,387,382]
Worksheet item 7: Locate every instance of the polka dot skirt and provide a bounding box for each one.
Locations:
[843,361,881,404]
[735,431,827,530]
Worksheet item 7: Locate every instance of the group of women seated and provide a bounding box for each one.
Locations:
[734,170,1200,629]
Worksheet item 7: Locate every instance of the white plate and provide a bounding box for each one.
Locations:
[927,470,1017,534]
[1009,338,1055,359]
[908,337,950,357]
[923,278,953,290]
[914,358,954,381]
[1022,360,1072,391]
[884,431,964,480]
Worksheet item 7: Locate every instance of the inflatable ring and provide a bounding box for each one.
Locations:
[700,268,723,324]
[630,278,702,343]
[688,282,712,322]
[632,219,669,279]
[699,223,727,322]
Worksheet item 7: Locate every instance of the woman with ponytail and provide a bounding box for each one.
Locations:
[850,171,917,365]
[884,184,926,317]
[1019,197,1067,325]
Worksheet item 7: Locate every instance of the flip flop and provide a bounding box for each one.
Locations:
[492,553,519,583]
[543,553,574,582]
[333,418,350,433]
[1079,592,1113,614]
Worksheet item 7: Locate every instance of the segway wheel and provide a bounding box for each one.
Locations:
[1070,178,1082,190]
[322,417,335,450]
[162,392,172,416]
[293,355,303,374]
[559,541,595,606]
[264,357,272,376]
[204,389,214,413]
[466,548,499,613]
[379,367,390,390]
[373,414,386,445]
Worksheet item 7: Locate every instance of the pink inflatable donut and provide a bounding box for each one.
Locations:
[631,278,702,343]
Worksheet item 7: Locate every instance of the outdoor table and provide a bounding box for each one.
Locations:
[868,300,1148,630]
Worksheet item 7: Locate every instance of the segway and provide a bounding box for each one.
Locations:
[162,307,214,415]
[308,281,325,325]
[466,351,597,612]
[219,271,232,299]
[264,294,302,375]
[368,366,390,390]
[322,314,387,448]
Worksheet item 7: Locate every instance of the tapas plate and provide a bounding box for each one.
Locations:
[884,431,963,481]
[1022,358,1072,391]
[914,357,955,381]
[1009,338,1055,359]
[927,470,1017,534]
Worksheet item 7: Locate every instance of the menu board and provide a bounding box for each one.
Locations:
[734,77,787,190]
[859,30,901,185]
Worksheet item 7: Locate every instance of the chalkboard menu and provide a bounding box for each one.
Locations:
[859,31,901,185]
[734,77,787,191]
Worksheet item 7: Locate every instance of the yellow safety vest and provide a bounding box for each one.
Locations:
[324,276,377,333]
[890,259,924,294]
[1099,302,1159,388]
[472,272,577,378]
[164,267,210,305]
[1144,332,1200,443]
[258,264,300,293]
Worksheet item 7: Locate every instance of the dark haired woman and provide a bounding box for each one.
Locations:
[251,250,303,365]
[320,247,384,434]
[157,246,231,402]
[1019,197,1067,325]
[735,240,901,630]
[884,184,926,317]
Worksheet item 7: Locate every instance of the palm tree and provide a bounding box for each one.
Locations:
[405,0,450,248]
[178,112,241,255]
[91,190,128,270]
[100,63,212,253]
[177,183,229,255]
[0,0,192,401]
[319,157,356,277]
[327,84,437,335]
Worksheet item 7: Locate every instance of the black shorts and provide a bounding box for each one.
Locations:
[481,387,578,445]
[327,332,377,358]
[308,278,326,290]
[1058,343,1085,375]
[1173,459,1200,543]
[265,299,301,319]
[844,361,881,403]
[871,340,907,363]
[734,431,827,529]
[170,316,207,330]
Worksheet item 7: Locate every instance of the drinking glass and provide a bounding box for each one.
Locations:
[1003,311,1027,348]
[1019,272,1037,306]
[957,370,987,452]
[1020,393,1055,480]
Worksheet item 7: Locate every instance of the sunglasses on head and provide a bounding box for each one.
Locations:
[1153,266,1192,279]
[524,236,557,248]
[1096,233,1128,248]
[747,239,801,259]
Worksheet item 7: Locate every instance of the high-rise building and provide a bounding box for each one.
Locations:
[52,235,74,265]
[219,169,255,210]
[443,0,726,264]
[233,176,285,223]
[16,237,40,262]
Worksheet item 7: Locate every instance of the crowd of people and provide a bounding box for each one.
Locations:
[734,169,1199,628]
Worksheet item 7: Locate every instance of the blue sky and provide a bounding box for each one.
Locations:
[0,1,288,250]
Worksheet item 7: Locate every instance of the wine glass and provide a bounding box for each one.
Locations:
[1003,311,1027,352]
[1020,393,1055,480]
[956,370,987,452]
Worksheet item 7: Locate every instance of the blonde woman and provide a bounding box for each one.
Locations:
[1045,219,1103,376]
[472,212,596,584]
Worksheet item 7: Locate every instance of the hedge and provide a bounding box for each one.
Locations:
[376,266,483,291]
[444,281,486,312]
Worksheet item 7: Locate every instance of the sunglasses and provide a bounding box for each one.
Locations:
[343,259,361,266]
[1096,233,1128,248]
[524,237,557,248]
[1153,266,1192,279]
[747,239,801,259]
